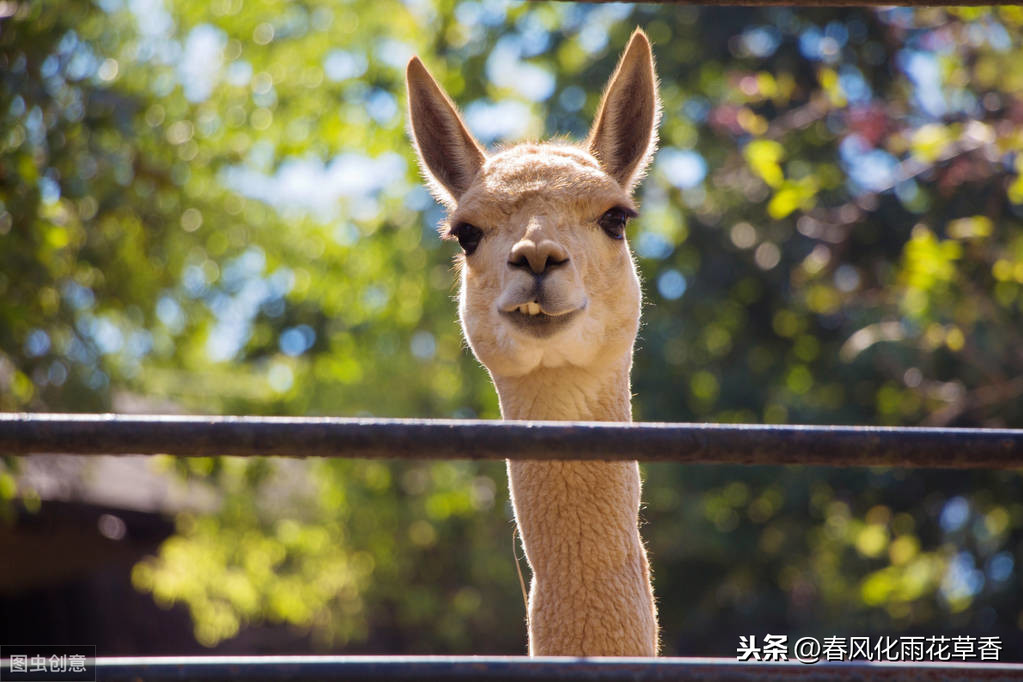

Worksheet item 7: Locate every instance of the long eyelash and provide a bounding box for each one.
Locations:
[597,207,638,223]
[448,221,479,237]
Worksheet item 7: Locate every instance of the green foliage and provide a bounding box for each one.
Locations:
[2,0,1022,656]
[131,456,514,649]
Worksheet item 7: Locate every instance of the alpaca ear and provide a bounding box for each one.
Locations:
[406,57,486,208]
[587,29,661,193]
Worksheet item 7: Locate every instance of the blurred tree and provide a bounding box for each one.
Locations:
[1,0,1021,657]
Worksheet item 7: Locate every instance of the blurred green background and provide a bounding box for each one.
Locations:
[1,0,1022,658]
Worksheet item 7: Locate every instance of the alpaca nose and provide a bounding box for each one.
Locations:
[508,238,570,276]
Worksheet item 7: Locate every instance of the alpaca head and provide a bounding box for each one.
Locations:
[407,30,660,380]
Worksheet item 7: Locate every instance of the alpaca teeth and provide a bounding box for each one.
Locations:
[517,304,528,314]
[527,301,541,316]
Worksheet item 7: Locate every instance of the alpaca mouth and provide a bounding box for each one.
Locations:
[499,303,585,338]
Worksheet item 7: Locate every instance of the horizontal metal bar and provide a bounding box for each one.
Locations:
[551,0,1015,6]
[551,0,1020,5]
[29,656,1017,681]
[1,413,1021,469]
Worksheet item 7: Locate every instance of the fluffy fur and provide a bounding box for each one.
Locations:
[407,29,660,656]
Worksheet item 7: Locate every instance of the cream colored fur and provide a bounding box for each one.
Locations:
[407,29,660,656]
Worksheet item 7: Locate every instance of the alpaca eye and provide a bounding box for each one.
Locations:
[598,207,636,240]
[449,222,483,255]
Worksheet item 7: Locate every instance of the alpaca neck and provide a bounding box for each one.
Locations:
[493,361,658,657]
[492,361,632,422]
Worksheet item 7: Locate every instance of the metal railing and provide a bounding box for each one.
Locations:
[2,413,1021,468]
[72,656,1023,681]
[3,412,1022,680]
[592,0,1015,6]
[3,655,1023,681]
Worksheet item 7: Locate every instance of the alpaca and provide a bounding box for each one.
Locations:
[406,30,660,657]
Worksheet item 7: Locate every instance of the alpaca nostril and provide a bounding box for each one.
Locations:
[546,255,569,270]
[508,253,570,276]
